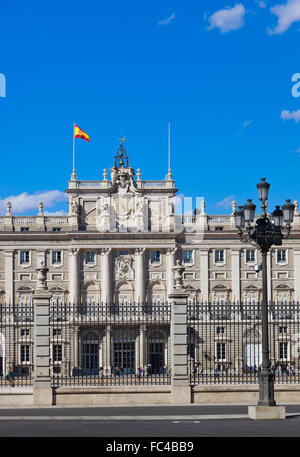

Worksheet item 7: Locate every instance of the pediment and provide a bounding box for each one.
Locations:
[274,283,293,290]
[49,286,66,293]
[212,284,230,291]
[244,284,261,291]
[17,286,34,292]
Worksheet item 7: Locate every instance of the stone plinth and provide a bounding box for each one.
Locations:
[248,406,286,420]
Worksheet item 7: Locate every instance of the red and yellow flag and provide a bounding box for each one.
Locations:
[74,124,90,142]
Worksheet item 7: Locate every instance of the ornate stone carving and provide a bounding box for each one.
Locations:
[6,202,11,216]
[69,196,79,216]
[172,260,185,290]
[36,261,48,291]
[115,255,135,281]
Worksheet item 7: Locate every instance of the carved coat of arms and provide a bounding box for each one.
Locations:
[114,256,135,281]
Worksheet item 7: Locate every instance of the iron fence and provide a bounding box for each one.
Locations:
[0,304,33,387]
[50,302,171,387]
[188,301,300,385]
[1,300,300,389]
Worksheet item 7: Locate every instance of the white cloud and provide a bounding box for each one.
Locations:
[0,190,67,215]
[238,120,253,134]
[207,3,246,33]
[281,109,300,122]
[216,195,235,209]
[269,0,300,34]
[158,12,175,26]
[255,0,267,8]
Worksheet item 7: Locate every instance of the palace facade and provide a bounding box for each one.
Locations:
[0,142,299,379]
[0,142,299,306]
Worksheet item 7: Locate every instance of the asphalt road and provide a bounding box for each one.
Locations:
[0,404,299,437]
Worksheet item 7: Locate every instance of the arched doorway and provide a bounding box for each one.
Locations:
[82,281,100,305]
[114,281,134,306]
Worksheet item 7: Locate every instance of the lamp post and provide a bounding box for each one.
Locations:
[234,178,295,408]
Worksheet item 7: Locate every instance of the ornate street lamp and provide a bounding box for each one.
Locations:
[234,178,295,407]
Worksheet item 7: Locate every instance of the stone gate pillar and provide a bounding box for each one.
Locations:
[33,263,52,406]
[169,260,191,404]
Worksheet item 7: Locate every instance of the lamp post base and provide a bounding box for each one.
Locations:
[258,371,276,407]
[248,406,286,420]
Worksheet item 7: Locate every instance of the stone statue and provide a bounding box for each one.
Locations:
[69,197,79,216]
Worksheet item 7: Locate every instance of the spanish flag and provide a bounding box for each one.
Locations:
[74,124,90,142]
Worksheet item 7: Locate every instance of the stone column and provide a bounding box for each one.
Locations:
[69,248,79,304]
[105,324,111,372]
[166,247,177,296]
[73,327,79,370]
[135,248,145,303]
[101,248,112,304]
[267,251,272,302]
[33,264,52,406]
[200,250,209,301]
[169,260,190,404]
[5,250,14,304]
[139,324,146,367]
[294,250,300,299]
[231,250,240,301]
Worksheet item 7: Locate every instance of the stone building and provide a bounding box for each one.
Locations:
[0,141,299,379]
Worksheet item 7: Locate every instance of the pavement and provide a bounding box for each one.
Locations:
[0,404,299,437]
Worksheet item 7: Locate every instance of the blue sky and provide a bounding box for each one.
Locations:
[1,0,300,215]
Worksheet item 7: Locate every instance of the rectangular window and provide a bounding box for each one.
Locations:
[85,251,95,264]
[151,251,160,263]
[20,251,30,264]
[21,345,30,363]
[216,343,226,361]
[52,227,61,232]
[53,328,62,336]
[183,250,193,263]
[277,250,287,263]
[20,227,29,232]
[215,250,224,263]
[279,342,288,360]
[119,250,128,256]
[215,227,224,231]
[53,344,62,362]
[52,251,62,264]
[20,328,30,337]
[279,326,287,334]
[246,250,255,263]
[216,327,225,334]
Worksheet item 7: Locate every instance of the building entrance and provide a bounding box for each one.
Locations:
[113,342,135,374]
[82,343,99,375]
[149,342,164,374]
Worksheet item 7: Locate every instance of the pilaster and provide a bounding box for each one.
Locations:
[135,248,145,303]
[69,248,80,304]
[200,249,209,301]
[5,250,14,304]
[231,250,240,301]
[101,248,112,304]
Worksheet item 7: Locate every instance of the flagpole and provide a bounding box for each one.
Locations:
[73,122,75,172]
[71,123,77,181]
[168,122,171,170]
[167,122,172,180]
